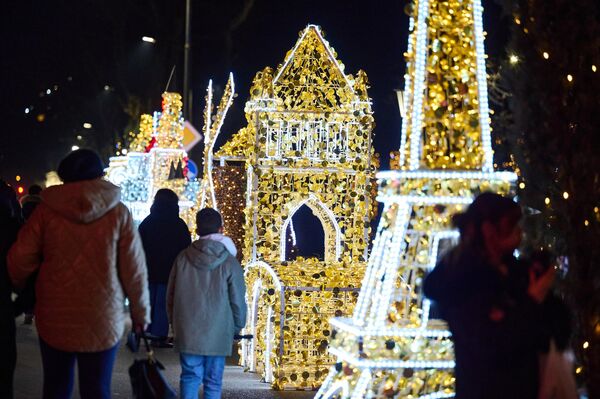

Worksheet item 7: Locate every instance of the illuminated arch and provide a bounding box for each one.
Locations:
[280,194,341,263]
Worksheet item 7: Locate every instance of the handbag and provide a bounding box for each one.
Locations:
[538,340,578,399]
[128,334,177,399]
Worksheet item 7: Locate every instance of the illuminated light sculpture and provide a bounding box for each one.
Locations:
[105,92,200,228]
[215,24,377,389]
[316,0,517,397]
[198,73,236,212]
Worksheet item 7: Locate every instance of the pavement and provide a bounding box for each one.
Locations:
[13,317,316,399]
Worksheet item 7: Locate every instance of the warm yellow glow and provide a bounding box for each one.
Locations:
[217,25,376,390]
[156,93,184,149]
[317,0,515,396]
[563,191,569,199]
[593,65,598,73]
[584,220,589,226]
[398,0,493,171]
[567,74,573,82]
[515,17,521,25]
[105,92,200,232]
[15,175,21,182]
[542,51,549,59]
[509,54,520,64]
[518,182,525,189]
[545,197,551,205]
[583,341,589,349]
[129,114,154,152]
[576,367,583,374]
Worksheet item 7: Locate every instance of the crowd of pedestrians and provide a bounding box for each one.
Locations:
[0,149,578,399]
[0,149,246,399]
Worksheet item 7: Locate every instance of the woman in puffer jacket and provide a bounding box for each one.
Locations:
[8,149,150,399]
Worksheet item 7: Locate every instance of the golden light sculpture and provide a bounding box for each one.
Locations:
[128,113,154,153]
[105,92,200,229]
[215,24,376,389]
[316,0,516,398]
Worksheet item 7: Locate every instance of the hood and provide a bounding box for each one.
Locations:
[42,179,121,224]
[150,201,179,219]
[183,239,230,271]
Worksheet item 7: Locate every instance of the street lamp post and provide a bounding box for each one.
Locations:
[183,0,192,120]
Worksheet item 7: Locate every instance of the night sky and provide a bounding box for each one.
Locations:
[1,0,510,188]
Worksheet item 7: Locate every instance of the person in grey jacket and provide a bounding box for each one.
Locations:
[166,208,246,399]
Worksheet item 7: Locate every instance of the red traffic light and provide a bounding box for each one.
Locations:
[17,186,24,195]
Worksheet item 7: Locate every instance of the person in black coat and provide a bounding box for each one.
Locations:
[0,181,22,398]
[139,189,191,346]
[424,193,555,399]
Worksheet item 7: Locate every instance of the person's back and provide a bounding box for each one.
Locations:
[10,176,149,351]
[167,208,246,399]
[0,181,22,399]
[168,239,245,354]
[7,149,150,399]
[139,189,191,285]
[139,189,191,345]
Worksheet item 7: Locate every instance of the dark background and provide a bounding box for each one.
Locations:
[0,0,510,188]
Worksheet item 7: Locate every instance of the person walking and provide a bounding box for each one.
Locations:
[424,193,555,399]
[8,149,150,399]
[0,181,22,399]
[167,208,247,399]
[138,188,191,347]
[18,184,43,325]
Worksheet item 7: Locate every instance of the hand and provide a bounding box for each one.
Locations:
[527,266,556,304]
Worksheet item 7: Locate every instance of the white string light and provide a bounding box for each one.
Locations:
[279,193,342,262]
[398,15,416,167]
[273,24,355,95]
[408,0,431,170]
[329,347,455,369]
[472,0,495,171]
[244,261,283,291]
[377,170,517,181]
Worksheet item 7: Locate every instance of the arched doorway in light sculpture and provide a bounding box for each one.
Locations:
[280,194,342,263]
[316,0,517,397]
[216,24,378,390]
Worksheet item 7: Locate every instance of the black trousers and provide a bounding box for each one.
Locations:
[0,317,16,399]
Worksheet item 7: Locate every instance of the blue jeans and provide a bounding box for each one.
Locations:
[39,338,118,399]
[147,283,169,339]
[179,354,225,399]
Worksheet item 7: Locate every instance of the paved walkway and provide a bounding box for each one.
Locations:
[14,318,315,399]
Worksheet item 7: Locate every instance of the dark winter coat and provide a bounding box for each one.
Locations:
[424,246,545,399]
[138,202,191,284]
[0,217,20,318]
[0,216,19,399]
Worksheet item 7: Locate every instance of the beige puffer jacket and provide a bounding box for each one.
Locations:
[8,179,150,352]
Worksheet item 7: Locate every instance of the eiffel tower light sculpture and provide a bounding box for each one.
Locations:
[316,0,517,398]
